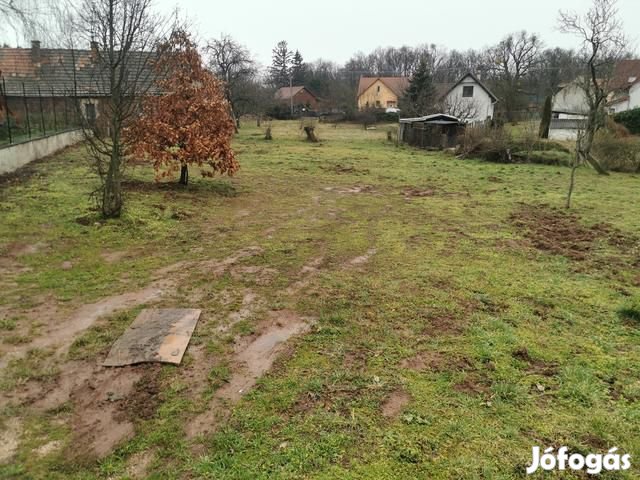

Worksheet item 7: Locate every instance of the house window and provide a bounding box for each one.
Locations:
[375,100,381,108]
[462,86,474,98]
[377,85,381,93]
[387,101,396,107]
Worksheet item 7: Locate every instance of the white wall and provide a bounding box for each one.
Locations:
[444,75,494,123]
[0,130,83,175]
[552,84,589,115]
[549,129,579,141]
[630,83,640,110]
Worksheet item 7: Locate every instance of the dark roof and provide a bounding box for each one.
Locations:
[400,113,463,125]
[610,59,640,91]
[274,85,318,101]
[440,72,498,102]
[357,76,409,98]
[0,45,159,97]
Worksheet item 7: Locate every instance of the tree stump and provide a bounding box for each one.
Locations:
[304,126,318,142]
[264,126,272,140]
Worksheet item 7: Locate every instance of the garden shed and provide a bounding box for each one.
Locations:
[399,114,465,149]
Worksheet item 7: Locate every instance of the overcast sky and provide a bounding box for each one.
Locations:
[152,0,639,67]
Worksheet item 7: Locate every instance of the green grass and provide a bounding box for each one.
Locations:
[1,120,639,479]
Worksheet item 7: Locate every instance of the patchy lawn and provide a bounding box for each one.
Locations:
[1,121,639,479]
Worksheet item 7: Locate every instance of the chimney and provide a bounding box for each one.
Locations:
[90,41,99,58]
[31,40,41,63]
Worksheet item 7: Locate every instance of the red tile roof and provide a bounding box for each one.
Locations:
[610,59,640,91]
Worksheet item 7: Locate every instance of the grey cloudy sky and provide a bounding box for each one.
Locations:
[154,0,639,66]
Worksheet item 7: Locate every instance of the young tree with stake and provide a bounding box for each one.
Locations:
[559,0,627,208]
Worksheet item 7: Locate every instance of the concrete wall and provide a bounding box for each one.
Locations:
[0,129,83,175]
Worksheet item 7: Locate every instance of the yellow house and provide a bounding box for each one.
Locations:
[357,76,409,110]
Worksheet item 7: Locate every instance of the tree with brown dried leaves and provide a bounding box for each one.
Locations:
[126,30,238,185]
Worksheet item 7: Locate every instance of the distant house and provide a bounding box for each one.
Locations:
[274,86,319,111]
[357,73,496,123]
[437,73,498,124]
[357,77,409,110]
[0,40,158,126]
[607,59,640,114]
[551,81,590,119]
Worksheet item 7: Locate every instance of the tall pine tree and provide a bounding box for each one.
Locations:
[403,58,436,116]
[291,50,306,85]
[269,40,293,88]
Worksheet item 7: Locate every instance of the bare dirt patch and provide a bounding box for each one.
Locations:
[230,265,277,285]
[187,310,311,438]
[512,347,558,377]
[401,187,435,198]
[400,352,473,373]
[67,365,143,460]
[125,449,155,479]
[323,185,375,194]
[322,164,370,175]
[510,204,638,261]
[347,248,377,267]
[381,390,411,418]
[0,417,22,463]
[286,256,324,295]
[453,373,491,396]
[122,366,163,421]
[0,246,265,369]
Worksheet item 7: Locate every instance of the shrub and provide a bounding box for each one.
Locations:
[614,107,640,135]
[592,130,640,173]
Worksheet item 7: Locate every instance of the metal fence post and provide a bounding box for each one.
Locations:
[51,87,57,132]
[1,77,12,144]
[38,86,46,135]
[22,83,31,139]
[63,91,69,129]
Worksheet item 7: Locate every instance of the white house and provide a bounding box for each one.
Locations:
[551,82,590,119]
[439,73,498,124]
[607,59,640,114]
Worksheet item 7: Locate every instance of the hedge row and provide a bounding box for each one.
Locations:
[614,107,640,135]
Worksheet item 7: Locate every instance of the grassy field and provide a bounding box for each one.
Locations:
[1,120,639,479]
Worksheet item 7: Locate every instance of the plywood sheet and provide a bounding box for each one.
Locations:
[103,309,201,366]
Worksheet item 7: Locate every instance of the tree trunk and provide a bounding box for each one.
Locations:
[102,153,122,218]
[538,95,552,139]
[304,126,318,142]
[257,115,261,127]
[566,157,579,209]
[179,164,189,185]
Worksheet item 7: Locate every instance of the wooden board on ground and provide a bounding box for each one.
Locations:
[103,309,201,366]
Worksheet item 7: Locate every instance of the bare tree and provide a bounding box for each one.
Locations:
[71,0,173,218]
[490,31,543,122]
[0,0,65,43]
[440,96,481,123]
[559,0,627,207]
[205,34,257,129]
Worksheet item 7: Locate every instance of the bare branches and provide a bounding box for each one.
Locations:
[68,0,174,217]
[559,0,626,205]
[440,96,480,123]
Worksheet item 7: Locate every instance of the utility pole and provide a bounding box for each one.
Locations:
[289,74,293,116]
